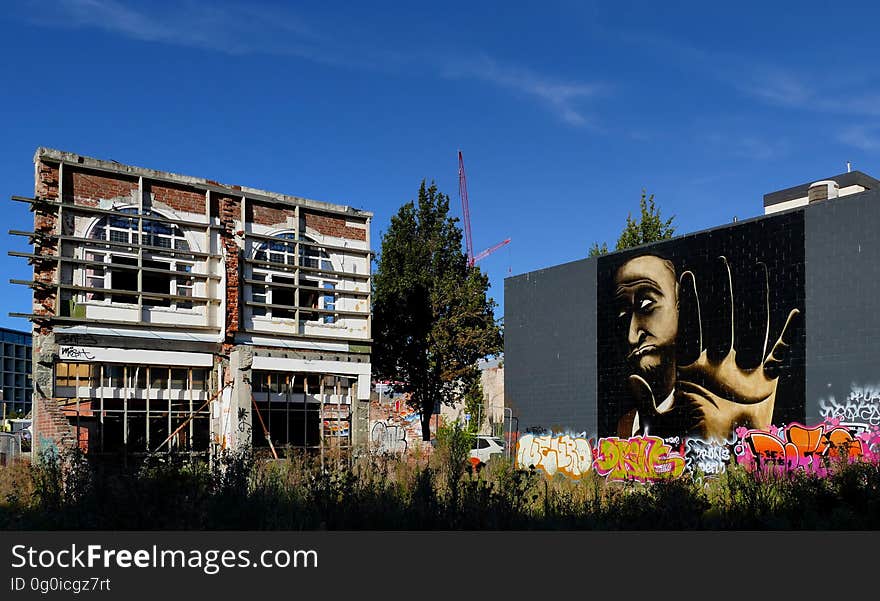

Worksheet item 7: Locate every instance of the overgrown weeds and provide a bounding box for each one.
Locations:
[1,443,878,530]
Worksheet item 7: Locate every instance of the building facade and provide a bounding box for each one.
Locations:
[10,148,372,459]
[506,175,880,479]
[0,327,32,419]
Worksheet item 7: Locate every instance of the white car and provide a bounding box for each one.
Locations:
[469,435,506,465]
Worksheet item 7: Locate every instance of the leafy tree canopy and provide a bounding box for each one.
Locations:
[373,181,502,440]
[589,190,675,256]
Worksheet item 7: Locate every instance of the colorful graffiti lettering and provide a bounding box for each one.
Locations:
[734,420,880,472]
[516,434,592,478]
[593,435,685,482]
[685,437,732,477]
[819,386,880,426]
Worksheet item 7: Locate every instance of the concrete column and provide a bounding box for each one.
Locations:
[351,374,370,454]
[219,345,253,453]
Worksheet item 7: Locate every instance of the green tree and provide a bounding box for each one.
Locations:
[589,190,675,255]
[373,180,503,441]
[588,241,608,257]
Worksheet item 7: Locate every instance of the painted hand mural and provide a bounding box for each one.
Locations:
[601,219,805,443]
[675,259,800,441]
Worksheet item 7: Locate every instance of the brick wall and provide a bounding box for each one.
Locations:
[63,170,138,207]
[249,202,288,227]
[305,212,366,241]
[33,396,77,453]
[149,182,205,215]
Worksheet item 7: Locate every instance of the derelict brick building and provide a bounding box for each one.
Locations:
[10,148,372,458]
[505,173,880,443]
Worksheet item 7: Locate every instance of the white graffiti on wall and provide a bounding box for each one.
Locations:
[370,422,408,455]
[819,386,880,426]
[516,434,592,478]
[684,437,732,476]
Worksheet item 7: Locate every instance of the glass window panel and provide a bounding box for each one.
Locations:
[109,229,129,243]
[192,369,207,392]
[134,366,147,389]
[323,282,336,324]
[171,369,188,390]
[105,365,125,388]
[90,364,102,385]
[150,367,169,390]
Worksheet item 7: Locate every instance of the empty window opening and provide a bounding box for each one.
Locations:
[249,232,338,324]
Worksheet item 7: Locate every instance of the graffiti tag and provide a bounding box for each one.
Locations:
[734,421,879,472]
[685,437,732,476]
[819,387,880,426]
[237,407,252,435]
[56,334,98,346]
[370,422,407,455]
[516,434,592,478]
[58,346,95,361]
[594,435,685,482]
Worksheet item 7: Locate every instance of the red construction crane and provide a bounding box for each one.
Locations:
[458,151,511,267]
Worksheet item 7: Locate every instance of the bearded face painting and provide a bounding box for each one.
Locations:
[597,214,806,442]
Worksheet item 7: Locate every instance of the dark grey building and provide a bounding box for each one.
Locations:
[1,327,32,418]
[505,174,880,443]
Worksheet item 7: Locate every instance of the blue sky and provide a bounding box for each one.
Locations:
[2,1,879,330]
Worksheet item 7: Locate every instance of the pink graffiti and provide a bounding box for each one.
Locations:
[735,420,880,473]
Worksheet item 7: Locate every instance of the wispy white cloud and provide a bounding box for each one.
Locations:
[442,55,606,127]
[734,68,880,118]
[27,0,341,63]
[26,1,608,130]
[606,28,880,119]
[734,67,813,108]
[704,132,790,161]
[837,125,880,151]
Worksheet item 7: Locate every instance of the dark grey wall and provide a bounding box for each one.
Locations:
[504,258,596,435]
[805,188,880,424]
[506,188,880,438]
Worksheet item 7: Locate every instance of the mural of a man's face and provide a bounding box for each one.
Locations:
[614,255,679,399]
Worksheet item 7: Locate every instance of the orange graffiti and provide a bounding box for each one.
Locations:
[739,422,866,470]
[594,435,685,482]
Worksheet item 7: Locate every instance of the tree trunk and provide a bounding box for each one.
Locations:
[420,398,433,441]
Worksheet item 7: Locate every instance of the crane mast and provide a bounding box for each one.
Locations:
[458,151,510,267]
[458,151,475,266]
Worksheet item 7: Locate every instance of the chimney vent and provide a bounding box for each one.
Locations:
[808,180,839,204]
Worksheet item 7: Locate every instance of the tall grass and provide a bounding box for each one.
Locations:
[1,443,878,530]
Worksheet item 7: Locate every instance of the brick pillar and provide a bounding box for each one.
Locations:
[33,160,59,327]
[218,195,241,350]
[31,160,75,456]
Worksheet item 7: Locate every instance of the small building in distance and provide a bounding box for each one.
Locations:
[0,327,32,419]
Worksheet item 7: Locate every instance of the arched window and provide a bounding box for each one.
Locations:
[82,208,197,308]
[250,232,337,323]
[88,207,190,250]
